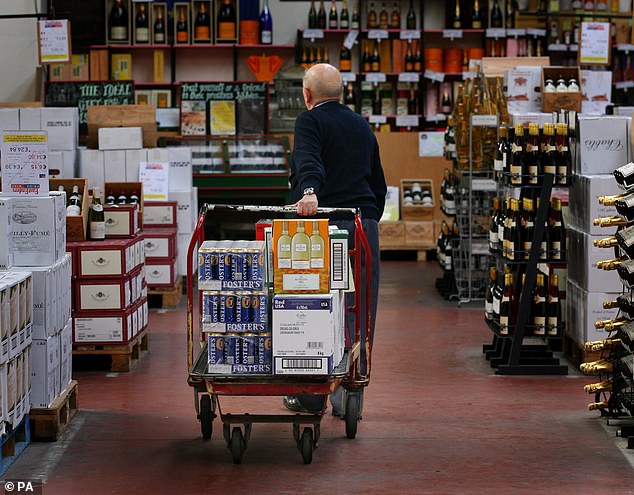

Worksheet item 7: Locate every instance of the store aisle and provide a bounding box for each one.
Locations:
[6,261,634,494]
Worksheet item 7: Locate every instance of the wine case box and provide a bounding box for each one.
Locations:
[174,2,192,45]
[31,336,59,409]
[132,1,151,45]
[541,66,582,113]
[105,181,144,229]
[18,107,41,131]
[50,178,89,242]
[105,0,132,45]
[192,0,214,44]
[145,259,178,287]
[99,126,143,150]
[169,189,198,234]
[576,115,630,175]
[142,201,177,228]
[272,219,330,294]
[400,179,434,221]
[68,235,144,279]
[125,148,148,182]
[79,148,105,192]
[566,279,621,348]
[143,227,177,261]
[104,204,139,238]
[567,174,620,236]
[86,104,157,149]
[75,275,133,312]
[110,53,132,80]
[59,320,72,392]
[72,303,136,344]
[167,147,193,191]
[151,2,169,45]
[379,221,405,247]
[40,107,79,151]
[0,198,12,270]
[404,221,434,246]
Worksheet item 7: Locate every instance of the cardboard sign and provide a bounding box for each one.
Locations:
[139,161,169,201]
[1,131,49,196]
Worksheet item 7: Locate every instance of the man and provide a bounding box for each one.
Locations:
[284,63,387,417]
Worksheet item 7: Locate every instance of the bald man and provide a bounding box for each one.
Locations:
[285,63,387,418]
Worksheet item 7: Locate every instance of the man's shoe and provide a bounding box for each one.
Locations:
[283,396,322,414]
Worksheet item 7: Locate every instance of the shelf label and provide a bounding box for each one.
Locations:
[398,72,420,83]
[471,179,497,192]
[395,115,419,128]
[365,72,387,83]
[506,28,526,37]
[526,28,546,37]
[368,29,389,40]
[569,44,579,51]
[426,114,447,122]
[548,43,568,51]
[442,29,463,40]
[472,242,490,255]
[400,30,421,40]
[341,72,357,83]
[486,28,506,38]
[424,69,445,82]
[615,81,634,90]
[471,114,498,127]
[462,71,479,80]
[303,29,324,40]
[343,30,359,49]
[368,115,387,124]
[617,43,634,52]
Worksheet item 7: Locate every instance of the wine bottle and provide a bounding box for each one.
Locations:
[555,123,571,185]
[372,86,382,114]
[218,0,237,40]
[595,256,627,270]
[117,189,128,205]
[604,293,634,319]
[521,197,535,260]
[510,123,525,186]
[499,272,515,335]
[580,359,615,374]
[526,123,541,185]
[614,162,634,192]
[351,1,360,28]
[541,123,557,176]
[490,0,503,28]
[135,3,149,44]
[340,0,349,28]
[489,197,500,252]
[404,42,414,71]
[533,273,547,335]
[105,190,116,205]
[546,273,561,336]
[344,82,356,111]
[66,185,82,216]
[584,339,624,353]
[362,43,371,72]
[153,5,165,43]
[371,42,380,72]
[406,0,416,29]
[339,45,352,71]
[308,0,317,28]
[378,2,389,29]
[506,0,516,29]
[329,0,338,29]
[89,187,105,241]
[259,0,273,44]
[129,190,139,204]
[471,0,483,29]
[195,3,211,42]
[584,374,630,394]
[548,198,566,261]
[441,91,452,114]
[593,215,630,228]
[485,266,497,321]
[413,45,422,72]
[277,221,292,268]
[317,0,327,28]
[497,198,507,254]
[594,317,629,330]
[511,199,523,261]
[494,125,509,180]
[599,192,632,206]
[588,401,609,411]
[390,1,400,28]
[291,221,311,269]
[176,7,189,43]
[492,270,503,323]
[452,1,462,29]
[110,0,129,41]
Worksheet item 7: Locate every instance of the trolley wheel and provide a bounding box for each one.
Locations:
[230,427,245,464]
[345,393,359,439]
[300,428,313,464]
[199,395,213,440]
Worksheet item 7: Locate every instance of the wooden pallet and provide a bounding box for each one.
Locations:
[72,327,150,372]
[563,334,602,370]
[148,276,183,308]
[30,380,79,442]
[1,414,30,476]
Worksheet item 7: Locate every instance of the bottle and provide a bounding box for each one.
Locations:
[549,198,566,261]
[497,198,507,254]
[378,2,389,28]
[584,339,623,353]
[259,0,273,44]
[413,45,422,72]
[323,46,330,63]
[218,0,237,40]
[316,0,326,28]
[291,221,311,269]
[490,0,503,28]
[351,1,360,28]
[521,198,535,260]
[452,1,462,29]
[510,123,525,186]
[89,187,105,241]
[471,0,482,29]
[406,0,416,29]
[390,1,400,28]
[329,0,338,29]
[505,0,516,29]
[614,162,634,192]
[404,42,414,71]
[339,45,352,71]
[105,190,116,205]
[441,91,452,114]
[372,86,382,114]
[593,215,630,228]
[129,190,140,204]
[588,401,609,411]
[309,221,325,268]
[580,359,615,375]
[195,3,211,42]
[492,269,504,323]
[340,0,349,28]
[308,0,317,28]
[541,123,557,177]
[546,274,561,336]
[532,273,547,336]
[485,267,497,321]
[489,197,500,251]
[371,42,380,72]
[66,185,82,216]
[604,294,634,320]
[117,189,128,205]
[494,126,509,180]
[362,43,371,72]
[344,82,356,111]
[526,123,541,185]
[499,272,515,335]
[176,7,189,43]
[510,199,523,261]
[599,192,633,206]
[135,3,149,43]
[153,5,165,43]
[110,0,128,41]
[277,221,292,268]
[595,256,627,270]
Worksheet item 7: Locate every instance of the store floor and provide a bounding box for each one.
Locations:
[6,260,634,494]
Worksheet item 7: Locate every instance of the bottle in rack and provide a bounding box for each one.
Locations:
[153,5,165,43]
[490,0,503,28]
[494,125,510,181]
[318,0,327,28]
[176,7,189,43]
[533,273,547,336]
[555,123,571,186]
[260,0,273,44]
[584,339,624,353]
[344,82,356,111]
[329,0,339,29]
[497,198,507,254]
[135,3,149,44]
[413,45,422,71]
[603,293,634,319]
[546,274,561,336]
[485,266,498,322]
[505,0,516,29]
[195,3,211,42]
[217,0,237,40]
[367,1,378,28]
[89,187,105,241]
[614,162,634,192]
[117,189,128,205]
[542,123,557,177]
[309,0,317,28]
[452,1,462,29]
[340,44,352,71]
[105,190,116,205]
[351,1,360,28]
[66,186,82,216]
[499,272,515,335]
[489,197,500,252]
[340,0,350,28]
[406,0,416,29]
[109,0,129,42]
[390,1,400,28]
[526,123,541,186]
[510,123,525,186]
[371,42,380,72]
[379,2,389,29]
[471,0,483,29]
[405,42,414,71]
[549,198,566,261]
[521,198,535,261]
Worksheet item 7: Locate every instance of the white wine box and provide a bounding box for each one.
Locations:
[142,201,177,228]
[145,259,178,287]
[58,319,72,392]
[31,336,60,409]
[143,227,177,261]
[18,107,41,131]
[576,115,630,175]
[168,189,197,234]
[0,198,13,270]
[568,173,619,236]
[566,279,621,346]
[79,148,106,191]
[68,236,144,278]
[40,107,79,151]
[104,150,127,182]
[167,147,193,191]
[104,204,138,238]
[125,148,148,182]
[72,303,136,344]
[0,108,19,133]
[98,126,143,150]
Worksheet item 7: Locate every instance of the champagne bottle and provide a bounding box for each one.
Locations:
[490,0,503,28]
[340,0,349,28]
[277,221,292,268]
[580,359,614,374]
[405,42,414,71]
[344,82,356,111]
[598,192,631,206]
[555,123,571,185]
[614,194,634,222]
[339,45,352,71]
[593,215,630,228]
[471,0,482,29]
[604,293,634,319]
[452,1,462,29]
[135,3,149,44]
[588,401,609,411]
[506,0,516,29]
[308,0,317,28]
[441,91,451,114]
[379,2,389,29]
[218,0,237,40]
[549,198,566,261]
[489,197,500,251]
[546,274,561,336]
[318,0,327,28]
[390,1,400,28]
[362,43,371,72]
[413,45,422,72]
[526,123,540,185]
[259,0,273,44]
[110,0,128,41]
[406,0,416,29]
[614,162,634,192]
[584,339,623,353]
[510,123,525,186]
[494,126,509,180]
[616,258,634,286]
[153,5,165,43]
[594,317,628,330]
[533,273,547,335]
[66,185,82,216]
[371,42,380,72]
[499,272,515,335]
[329,0,338,29]
[584,374,630,394]
[176,7,189,43]
[291,221,311,269]
[89,187,105,241]
[595,256,627,270]
[541,123,557,176]
[309,221,325,268]
[351,1,360,28]
[485,266,497,321]
[195,3,211,42]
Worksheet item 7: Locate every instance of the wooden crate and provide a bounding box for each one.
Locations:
[30,380,79,442]
[404,221,435,246]
[50,178,89,242]
[72,327,150,372]
[87,104,157,149]
[379,221,405,247]
[542,66,582,113]
[400,179,434,221]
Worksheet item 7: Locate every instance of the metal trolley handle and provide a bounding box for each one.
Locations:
[200,203,360,217]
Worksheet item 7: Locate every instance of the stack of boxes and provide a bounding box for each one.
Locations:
[567,116,632,350]
[142,202,178,289]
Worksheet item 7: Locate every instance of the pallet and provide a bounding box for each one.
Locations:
[563,334,602,370]
[30,380,79,442]
[72,327,150,372]
[148,276,183,308]
[0,415,30,476]
[380,246,436,261]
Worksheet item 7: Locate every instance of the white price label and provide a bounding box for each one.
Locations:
[526,28,546,37]
[462,71,478,79]
[343,30,359,49]
[569,44,579,51]
[506,28,526,37]
[341,72,357,83]
[398,72,420,82]
[471,179,497,192]
[471,114,498,127]
[365,72,387,83]
[400,30,421,40]
[486,28,506,38]
[615,81,634,90]
[395,115,419,127]
[442,29,463,39]
[427,114,447,122]
[617,44,634,52]
[548,43,568,51]
[303,29,324,39]
[368,29,389,40]
[368,115,387,124]
[424,69,445,82]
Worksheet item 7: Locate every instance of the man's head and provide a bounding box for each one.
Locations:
[302,63,343,110]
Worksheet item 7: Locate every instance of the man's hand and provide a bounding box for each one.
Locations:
[295,193,318,216]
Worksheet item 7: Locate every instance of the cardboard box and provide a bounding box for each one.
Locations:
[75,277,132,312]
[104,204,138,238]
[89,49,109,81]
[0,108,19,132]
[177,233,197,278]
[400,179,434,221]
[71,236,141,278]
[79,148,106,192]
[379,221,405,248]
[272,293,344,375]
[142,201,177,228]
[542,66,582,113]
[72,303,138,344]
[69,53,90,81]
[0,198,13,270]
[506,67,543,114]
[580,70,612,115]
[6,357,16,422]
[167,147,193,191]
[31,337,59,408]
[40,107,79,151]
[198,240,265,291]
[145,259,177,287]
[567,225,624,292]
[105,182,144,227]
[329,226,349,291]
[568,174,620,236]
[146,147,169,163]
[99,126,143,150]
[143,228,177,261]
[58,319,72,392]
[577,115,630,175]
[18,107,42,131]
[201,291,268,333]
[404,220,434,246]
[125,148,148,182]
[50,178,89,242]
[48,150,77,179]
[87,105,157,149]
[168,189,197,234]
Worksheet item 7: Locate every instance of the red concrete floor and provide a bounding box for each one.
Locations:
[5,260,634,494]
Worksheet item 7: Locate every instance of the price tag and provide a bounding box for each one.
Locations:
[139,161,170,201]
[396,115,419,128]
[472,179,497,192]
[569,44,579,51]
[548,43,568,51]
[526,28,546,37]
[38,19,71,64]
[472,242,490,255]
[462,71,478,80]
[343,30,359,49]
[486,28,506,38]
[341,72,357,83]
[365,72,387,83]
[368,115,387,124]
[615,81,634,90]
[1,131,49,196]
[617,44,634,53]
[303,29,324,40]
[471,114,498,127]
[368,29,389,40]
[400,30,421,40]
[424,69,445,82]
[442,29,463,40]
[398,72,420,83]
[426,114,447,122]
[506,28,526,37]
